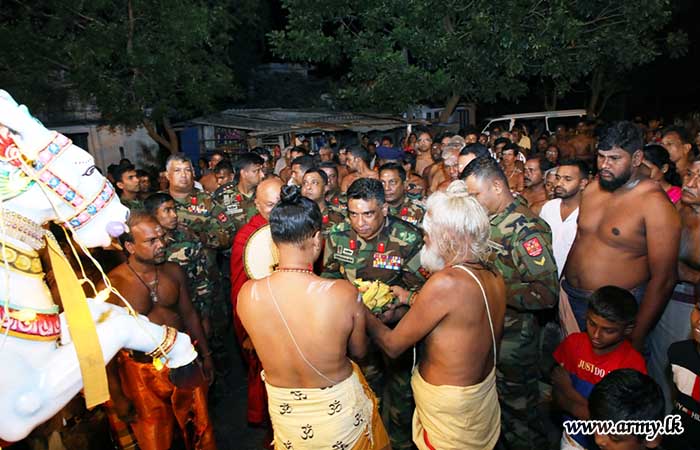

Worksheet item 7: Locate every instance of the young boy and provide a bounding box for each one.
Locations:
[663,298,700,449]
[553,286,647,449]
[588,369,665,449]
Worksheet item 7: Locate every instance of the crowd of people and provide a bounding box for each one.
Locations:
[35,118,700,450]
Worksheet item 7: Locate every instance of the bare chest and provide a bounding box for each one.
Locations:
[680,209,700,267]
[578,191,645,250]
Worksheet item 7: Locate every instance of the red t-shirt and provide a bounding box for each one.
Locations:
[553,332,647,447]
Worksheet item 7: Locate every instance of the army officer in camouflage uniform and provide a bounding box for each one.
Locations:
[379,162,425,227]
[212,153,264,231]
[165,154,236,338]
[463,156,559,450]
[322,178,425,450]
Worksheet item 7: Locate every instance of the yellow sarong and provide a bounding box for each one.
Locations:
[264,362,390,450]
[411,367,500,450]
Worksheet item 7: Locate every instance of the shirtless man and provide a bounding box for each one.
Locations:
[103,212,215,450]
[422,133,452,183]
[431,135,465,193]
[237,186,389,450]
[558,124,596,162]
[522,154,553,215]
[561,121,681,350]
[500,143,524,193]
[340,145,378,192]
[279,146,306,184]
[662,125,696,177]
[648,155,700,410]
[366,181,506,449]
[435,145,462,192]
[414,131,435,175]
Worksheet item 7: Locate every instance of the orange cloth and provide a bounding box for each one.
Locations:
[104,399,139,450]
[230,213,269,425]
[117,351,216,450]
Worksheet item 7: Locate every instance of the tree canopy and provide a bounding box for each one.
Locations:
[0,0,254,152]
[270,0,686,117]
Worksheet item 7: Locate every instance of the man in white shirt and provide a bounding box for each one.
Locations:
[539,159,590,277]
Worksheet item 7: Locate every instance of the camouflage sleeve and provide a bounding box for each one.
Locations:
[508,230,559,310]
[400,234,426,290]
[207,200,237,249]
[190,242,212,299]
[321,233,343,279]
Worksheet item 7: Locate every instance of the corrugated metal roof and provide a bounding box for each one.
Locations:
[188,108,425,136]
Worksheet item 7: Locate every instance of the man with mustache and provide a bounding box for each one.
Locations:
[647,155,700,411]
[102,212,216,450]
[560,122,681,351]
[322,178,425,449]
[522,154,554,215]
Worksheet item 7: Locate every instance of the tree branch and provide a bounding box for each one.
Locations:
[143,119,171,150]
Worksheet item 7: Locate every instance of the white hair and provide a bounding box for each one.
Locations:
[422,180,491,266]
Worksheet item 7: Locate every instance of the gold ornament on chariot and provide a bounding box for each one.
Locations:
[15,254,31,271]
[3,247,17,263]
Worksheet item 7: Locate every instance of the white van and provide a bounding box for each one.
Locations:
[480,109,587,135]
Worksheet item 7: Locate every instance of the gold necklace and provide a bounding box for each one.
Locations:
[126,261,159,303]
[274,266,314,274]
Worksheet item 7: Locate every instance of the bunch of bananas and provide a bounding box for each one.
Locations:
[354,278,395,313]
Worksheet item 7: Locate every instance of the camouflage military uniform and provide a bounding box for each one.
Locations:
[388,197,425,227]
[172,190,236,250]
[163,225,210,315]
[120,197,144,212]
[320,207,345,236]
[212,181,258,231]
[171,190,236,326]
[326,189,347,215]
[322,216,425,449]
[489,199,559,450]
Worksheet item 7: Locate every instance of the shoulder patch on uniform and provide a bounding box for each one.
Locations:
[217,212,228,223]
[522,237,543,257]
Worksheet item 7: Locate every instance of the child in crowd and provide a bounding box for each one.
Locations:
[588,369,665,449]
[662,298,700,449]
[552,286,647,449]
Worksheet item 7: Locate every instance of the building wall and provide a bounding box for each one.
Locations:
[53,124,160,171]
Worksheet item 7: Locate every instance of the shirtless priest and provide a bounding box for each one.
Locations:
[237,186,390,450]
[366,180,506,450]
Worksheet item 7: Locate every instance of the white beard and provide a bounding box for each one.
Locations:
[420,244,446,273]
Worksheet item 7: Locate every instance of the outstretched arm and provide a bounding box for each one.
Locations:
[366,273,451,358]
[172,264,214,384]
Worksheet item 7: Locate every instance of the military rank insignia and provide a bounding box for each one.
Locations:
[373,253,402,270]
[523,237,543,257]
[334,245,355,264]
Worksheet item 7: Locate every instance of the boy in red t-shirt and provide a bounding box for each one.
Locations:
[552,286,647,449]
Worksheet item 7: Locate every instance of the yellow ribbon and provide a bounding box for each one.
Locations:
[46,234,108,408]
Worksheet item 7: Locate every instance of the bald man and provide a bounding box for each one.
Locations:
[230,176,284,426]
